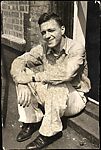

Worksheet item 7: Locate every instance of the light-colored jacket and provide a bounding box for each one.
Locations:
[10,37,91,93]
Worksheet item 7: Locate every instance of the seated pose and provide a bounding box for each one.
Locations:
[10,12,91,149]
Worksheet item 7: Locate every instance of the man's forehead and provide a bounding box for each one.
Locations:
[40,19,60,29]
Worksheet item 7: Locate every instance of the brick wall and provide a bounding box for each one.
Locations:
[28,1,52,47]
[1,1,29,39]
[1,1,52,51]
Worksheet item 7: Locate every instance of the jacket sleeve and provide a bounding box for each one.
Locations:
[35,43,85,83]
[10,45,43,84]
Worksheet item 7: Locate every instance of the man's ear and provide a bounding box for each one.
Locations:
[61,26,65,35]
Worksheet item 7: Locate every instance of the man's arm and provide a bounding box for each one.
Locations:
[35,44,85,84]
[10,45,43,84]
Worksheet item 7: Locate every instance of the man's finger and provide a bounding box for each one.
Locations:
[18,90,22,104]
[26,94,31,107]
[19,91,25,106]
[22,91,29,107]
[22,91,31,107]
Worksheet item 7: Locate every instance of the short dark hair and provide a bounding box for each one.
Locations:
[38,12,64,27]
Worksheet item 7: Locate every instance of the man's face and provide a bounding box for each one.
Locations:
[40,19,65,49]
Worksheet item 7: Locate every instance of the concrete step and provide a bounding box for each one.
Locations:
[85,101,99,121]
[68,111,99,147]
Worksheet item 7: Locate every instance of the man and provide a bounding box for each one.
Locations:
[10,13,91,149]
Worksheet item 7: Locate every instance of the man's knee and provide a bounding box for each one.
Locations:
[64,99,86,117]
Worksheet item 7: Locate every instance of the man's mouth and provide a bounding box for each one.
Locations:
[48,39,54,43]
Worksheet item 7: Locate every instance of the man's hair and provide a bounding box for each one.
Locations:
[38,12,64,27]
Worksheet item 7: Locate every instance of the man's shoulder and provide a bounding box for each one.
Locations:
[66,37,84,48]
[30,44,43,52]
[30,43,45,57]
[66,37,85,54]
[30,41,47,54]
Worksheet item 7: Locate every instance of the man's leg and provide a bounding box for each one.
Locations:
[26,83,67,149]
[26,82,87,149]
[16,84,44,123]
[15,84,44,142]
[37,83,68,137]
[64,83,87,117]
[32,82,86,136]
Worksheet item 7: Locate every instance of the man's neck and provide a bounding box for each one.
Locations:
[53,36,65,54]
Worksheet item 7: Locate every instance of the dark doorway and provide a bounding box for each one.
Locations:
[51,1,74,39]
[85,1,100,101]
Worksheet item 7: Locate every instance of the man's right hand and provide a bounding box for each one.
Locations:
[17,84,32,107]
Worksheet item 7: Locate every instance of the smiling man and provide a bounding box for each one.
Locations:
[10,13,91,149]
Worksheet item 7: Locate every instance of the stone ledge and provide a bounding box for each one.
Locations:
[68,109,99,147]
[1,34,26,51]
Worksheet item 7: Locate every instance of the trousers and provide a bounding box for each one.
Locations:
[16,82,87,136]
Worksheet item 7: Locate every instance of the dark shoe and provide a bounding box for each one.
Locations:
[17,123,40,142]
[26,131,62,149]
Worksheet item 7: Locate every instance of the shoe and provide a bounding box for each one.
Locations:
[17,123,40,142]
[26,131,62,149]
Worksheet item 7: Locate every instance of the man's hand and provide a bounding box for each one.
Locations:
[17,84,32,107]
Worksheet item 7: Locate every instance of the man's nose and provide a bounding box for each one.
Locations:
[45,31,51,39]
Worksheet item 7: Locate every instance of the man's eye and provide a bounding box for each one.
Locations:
[41,31,46,35]
[48,29,55,32]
